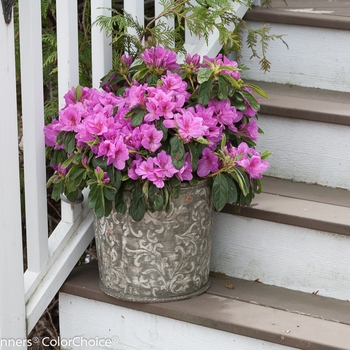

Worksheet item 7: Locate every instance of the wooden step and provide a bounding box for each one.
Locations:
[248,81,350,189]
[211,177,350,300]
[240,0,350,92]
[60,261,350,350]
[247,0,350,31]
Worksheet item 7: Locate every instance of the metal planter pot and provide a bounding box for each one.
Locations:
[94,180,213,303]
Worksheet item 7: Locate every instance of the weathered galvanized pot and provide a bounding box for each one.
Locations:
[94,180,213,303]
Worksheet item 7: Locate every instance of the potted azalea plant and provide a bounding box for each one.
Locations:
[45,47,270,220]
[44,1,272,302]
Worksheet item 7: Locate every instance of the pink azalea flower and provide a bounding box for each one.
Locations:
[125,84,147,107]
[172,110,208,142]
[209,99,242,131]
[245,156,270,179]
[84,113,109,136]
[140,124,163,152]
[44,120,63,149]
[154,151,178,178]
[58,103,85,132]
[238,119,259,141]
[177,153,193,181]
[141,46,180,70]
[197,147,219,177]
[95,166,110,184]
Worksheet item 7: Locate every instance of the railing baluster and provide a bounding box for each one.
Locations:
[56,0,79,108]
[124,0,144,38]
[19,0,48,276]
[56,0,81,224]
[155,0,174,47]
[0,6,26,345]
[91,0,112,89]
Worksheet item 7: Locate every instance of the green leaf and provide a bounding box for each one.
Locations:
[67,166,85,181]
[104,186,117,201]
[104,200,113,217]
[92,157,107,170]
[129,185,147,221]
[56,131,66,146]
[75,85,82,101]
[65,189,79,203]
[231,168,249,196]
[197,67,213,84]
[51,180,64,201]
[88,184,99,210]
[46,173,58,188]
[65,179,78,194]
[133,66,149,81]
[198,80,212,105]
[170,136,185,169]
[195,136,211,145]
[147,74,159,86]
[244,83,269,99]
[131,109,147,126]
[115,190,127,214]
[212,173,229,211]
[230,94,246,111]
[239,90,260,111]
[260,149,272,160]
[149,184,164,211]
[61,153,77,169]
[107,166,122,191]
[217,75,229,100]
[225,174,238,203]
[63,132,76,154]
[186,143,199,171]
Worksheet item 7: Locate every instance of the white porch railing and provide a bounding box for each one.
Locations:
[0,0,256,346]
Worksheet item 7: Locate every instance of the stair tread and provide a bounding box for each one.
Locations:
[250,81,350,126]
[223,177,350,236]
[246,0,350,30]
[61,261,350,350]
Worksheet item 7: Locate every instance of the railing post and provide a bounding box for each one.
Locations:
[18,0,48,275]
[0,4,26,346]
[91,0,112,89]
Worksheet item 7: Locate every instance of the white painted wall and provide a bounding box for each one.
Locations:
[256,115,350,190]
[211,212,350,301]
[240,22,350,93]
[59,293,297,350]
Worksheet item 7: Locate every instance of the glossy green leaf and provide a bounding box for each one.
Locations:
[225,174,238,203]
[130,188,147,222]
[212,173,229,211]
[231,168,249,196]
[186,143,199,171]
[149,184,164,211]
[244,83,269,99]
[239,90,260,111]
[198,80,212,106]
[63,132,76,154]
[114,190,127,214]
[51,180,64,201]
[197,67,213,84]
[131,109,147,126]
[217,75,229,100]
[170,136,185,169]
[103,186,117,201]
[75,85,82,101]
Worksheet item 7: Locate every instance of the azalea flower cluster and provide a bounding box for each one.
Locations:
[45,46,270,219]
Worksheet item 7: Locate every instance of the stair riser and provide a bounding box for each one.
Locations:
[240,22,350,93]
[256,115,350,190]
[211,212,350,301]
[59,293,297,350]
